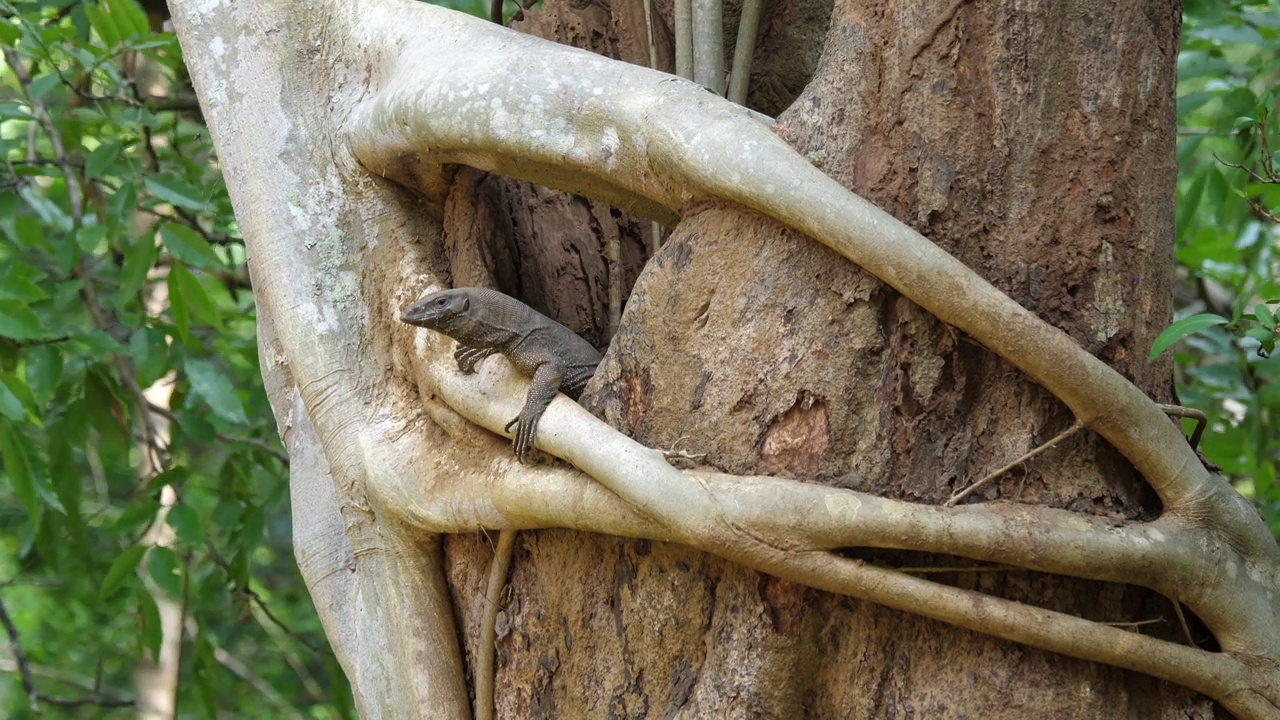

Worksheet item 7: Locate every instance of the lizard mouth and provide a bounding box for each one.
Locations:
[399,302,437,326]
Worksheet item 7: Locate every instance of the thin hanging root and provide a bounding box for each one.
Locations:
[946,421,1084,507]
[1157,403,1208,450]
[1172,599,1197,648]
[476,528,517,720]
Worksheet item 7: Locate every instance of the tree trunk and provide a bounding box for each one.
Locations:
[171,0,1280,715]
[440,0,1207,716]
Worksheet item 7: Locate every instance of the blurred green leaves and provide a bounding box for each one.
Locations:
[0,0,347,716]
[1172,0,1280,533]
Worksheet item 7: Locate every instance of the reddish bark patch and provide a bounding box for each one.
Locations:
[760,576,807,638]
[759,391,830,476]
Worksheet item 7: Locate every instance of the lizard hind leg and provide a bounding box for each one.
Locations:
[504,362,565,461]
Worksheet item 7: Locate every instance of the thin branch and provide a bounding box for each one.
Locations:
[1158,403,1207,450]
[946,421,1083,506]
[1172,600,1197,648]
[34,693,133,709]
[674,0,693,79]
[0,595,40,714]
[727,0,761,105]
[3,47,83,219]
[690,0,725,94]
[896,565,1022,574]
[1216,154,1279,186]
[476,528,516,720]
[1101,618,1166,628]
[146,402,289,465]
[642,0,658,70]
[201,540,322,653]
[210,644,306,719]
[0,659,134,707]
[1177,128,1236,136]
[242,587,322,653]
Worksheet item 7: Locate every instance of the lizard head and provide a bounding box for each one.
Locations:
[400,289,469,330]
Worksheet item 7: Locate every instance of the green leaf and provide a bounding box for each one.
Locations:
[143,465,189,494]
[11,214,43,248]
[1176,135,1205,166]
[166,504,203,545]
[83,368,128,448]
[145,175,209,211]
[239,504,265,550]
[180,411,216,442]
[194,632,218,717]
[160,223,222,268]
[24,344,63,408]
[84,141,121,180]
[76,223,109,254]
[0,21,21,47]
[1176,173,1207,241]
[108,0,150,37]
[169,263,222,328]
[1149,313,1230,360]
[1255,304,1277,329]
[1176,91,1215,118]
[86,2,122,47]
[137,587,163,660]
[167,269,191,344]
[111,500,162,536]
[1245,325,1276,342]
[183,359,248,424]
[1204,167,1228,217]
[27,73,61,102]
[0,300,51,341]
[120,235,160,299]
[100,545,146,599]
[0,421,38,520]
[109,181,137,231]
[61,399,89,446]
[0,374,26,421]
[213,499,243,529]
[0,372,37,422]
[46,435,82,527]
[147,546,182,598]
[0,270,49,302]
[131,327,171,387]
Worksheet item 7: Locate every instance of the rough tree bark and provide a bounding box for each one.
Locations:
[457,0,1194,715]
[171,0,1280,718]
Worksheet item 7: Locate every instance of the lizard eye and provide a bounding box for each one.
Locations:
[435,297,447,306]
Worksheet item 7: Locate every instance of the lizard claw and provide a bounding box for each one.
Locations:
[504,415,537,462]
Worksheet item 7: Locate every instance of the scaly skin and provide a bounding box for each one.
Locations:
[401,286,602,461]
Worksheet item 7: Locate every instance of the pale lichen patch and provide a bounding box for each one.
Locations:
[823,492,862,519]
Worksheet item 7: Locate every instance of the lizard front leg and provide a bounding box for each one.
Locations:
[503,362,565,462]
[455,344,496,373]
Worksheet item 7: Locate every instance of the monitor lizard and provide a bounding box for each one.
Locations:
[400,286,603,462]
[400,286,603,720]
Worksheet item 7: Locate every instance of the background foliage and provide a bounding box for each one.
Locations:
[1176,0,1280,535]
[0,0,349,716]
[0,0,1274,716]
